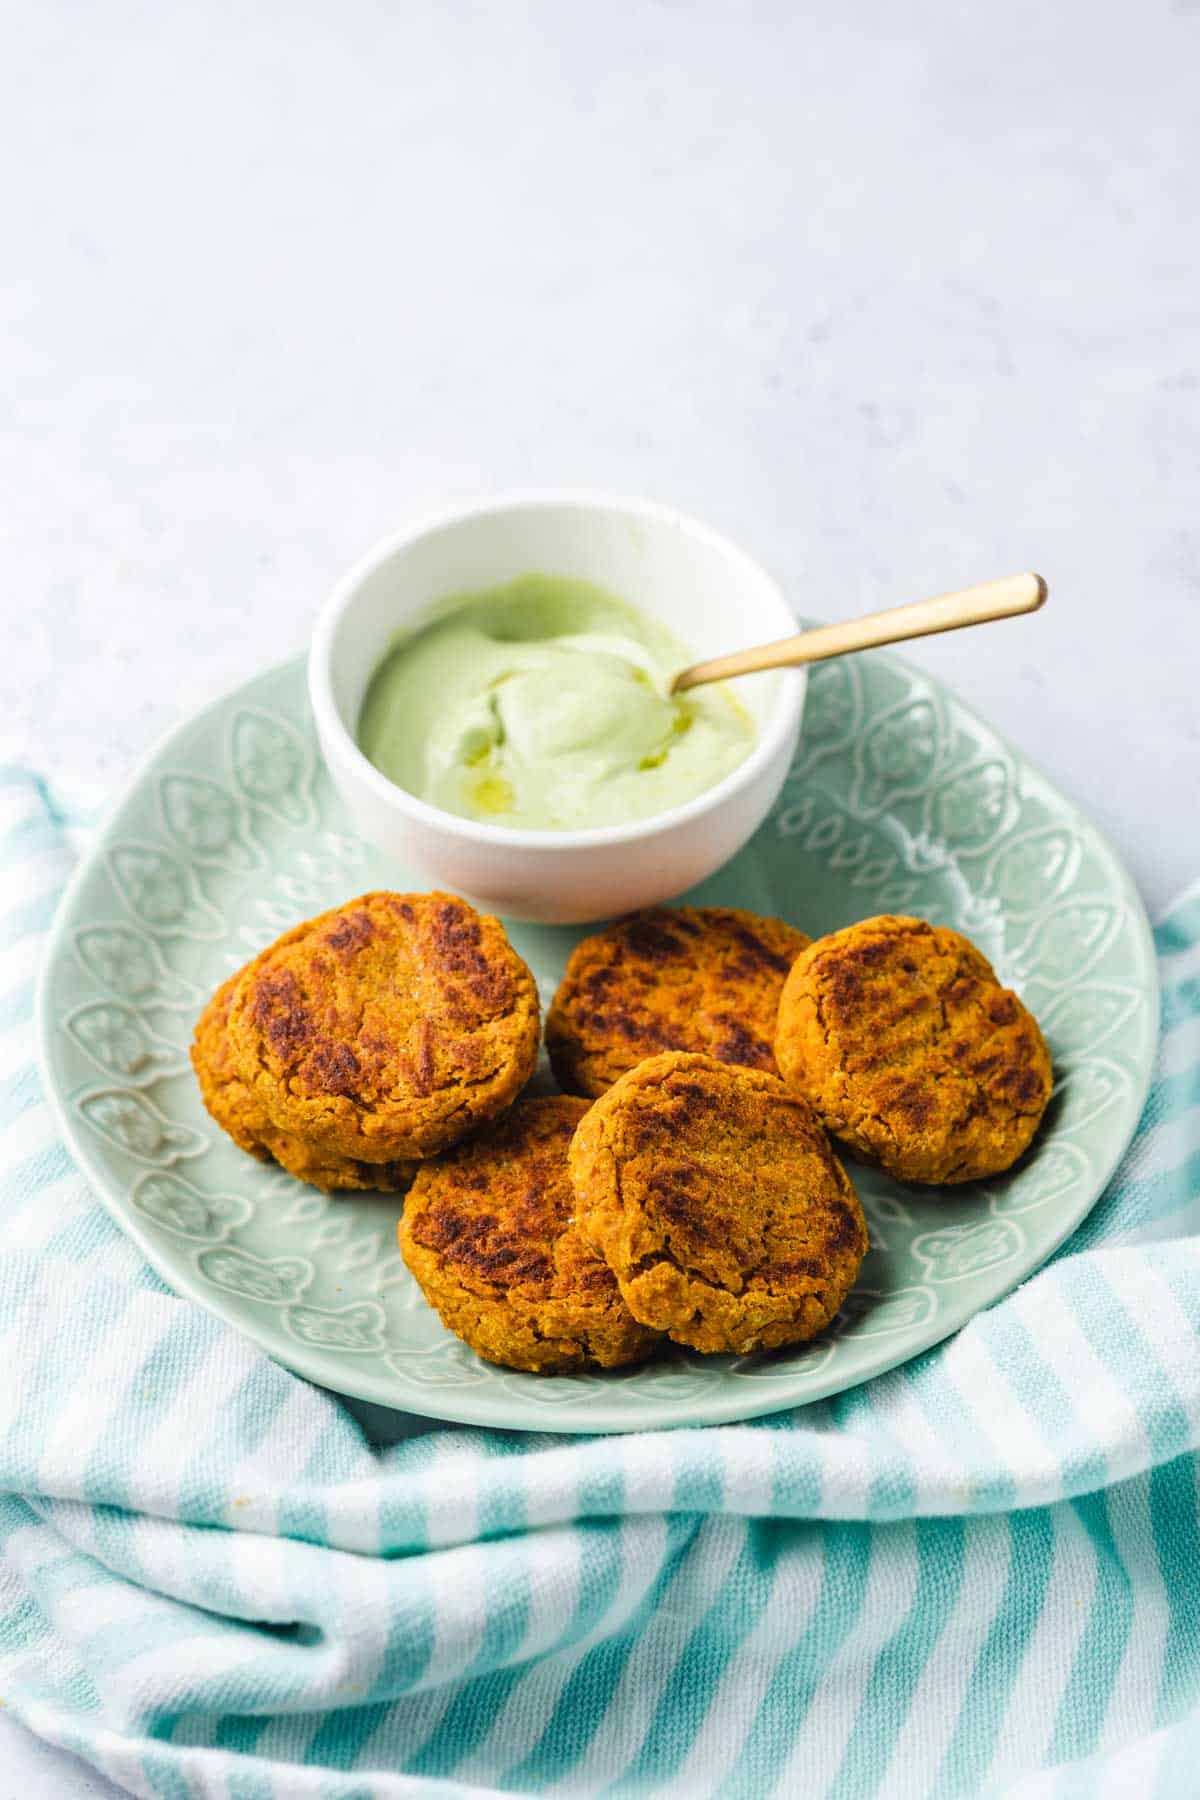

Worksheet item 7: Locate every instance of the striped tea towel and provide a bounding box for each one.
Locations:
[2,761,1200,1800]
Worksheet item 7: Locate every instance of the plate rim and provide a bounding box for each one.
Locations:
[34,652,1161,1433]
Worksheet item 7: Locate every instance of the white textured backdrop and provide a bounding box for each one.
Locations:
[3,0,1197,1790]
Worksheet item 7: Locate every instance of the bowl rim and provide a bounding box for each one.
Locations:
[307,489,806,853]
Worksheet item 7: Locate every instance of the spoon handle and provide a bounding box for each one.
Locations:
[670,572,1048,694]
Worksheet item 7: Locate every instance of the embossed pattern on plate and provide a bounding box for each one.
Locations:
[37,652,1159,1433]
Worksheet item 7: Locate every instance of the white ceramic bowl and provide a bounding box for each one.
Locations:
[309,494,805,924]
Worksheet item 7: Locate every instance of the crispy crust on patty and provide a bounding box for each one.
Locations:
[399,1097,661,1373]
[546,906,810,1097]
[191,974,416,1192]
[774,914,1052,1184]
[224,893,540,1163]
[569,1052,867,1355]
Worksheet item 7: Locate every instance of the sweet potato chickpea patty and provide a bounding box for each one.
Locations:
[547,906,809,1097]
[775,914,1052,1183]
[224,892,540,1164]
[400,1097,661,1373]
[569,1052,867,1355]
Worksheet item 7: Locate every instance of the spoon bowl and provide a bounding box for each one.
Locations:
[309,493,805,924]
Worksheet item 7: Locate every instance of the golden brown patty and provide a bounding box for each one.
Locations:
[399,1097,661,1374]
[570,1052,867,1355]
[774,914,1052,1184]
[225,892,541,1163]
[191,974,415,1192]
[546,906,810,1097]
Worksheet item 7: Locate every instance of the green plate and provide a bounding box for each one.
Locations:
[37,653,1159,1433]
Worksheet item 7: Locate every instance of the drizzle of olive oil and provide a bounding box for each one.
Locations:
[470,773,515,815]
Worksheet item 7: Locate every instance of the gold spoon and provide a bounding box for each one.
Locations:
[670,572,1048,695]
